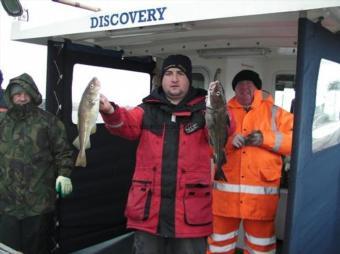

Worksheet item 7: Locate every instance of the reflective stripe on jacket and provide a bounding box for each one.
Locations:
[101,88,213,238]
[213,90,293,220]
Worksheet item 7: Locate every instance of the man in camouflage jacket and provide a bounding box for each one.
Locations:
[0,73,74,254]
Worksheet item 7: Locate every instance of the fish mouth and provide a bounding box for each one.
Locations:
[92,79,101,89]
[209,83,217,90]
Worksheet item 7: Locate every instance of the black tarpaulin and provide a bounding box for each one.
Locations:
[46,40,155,253]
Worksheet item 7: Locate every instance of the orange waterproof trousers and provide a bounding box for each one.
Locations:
[207,216,276,254]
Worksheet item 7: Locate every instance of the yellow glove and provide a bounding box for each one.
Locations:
[55,176,73,198]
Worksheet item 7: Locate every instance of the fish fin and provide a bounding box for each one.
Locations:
[213,68,222,81]
[219,152,227,165]
[208,137,214,147]
[214,153,228,181]
[212,151,224,165]
[212,153,217,164]
[90,124,97,134]
[75,151,87,167]
[85,139,91,149]
[73,136,80,149]
[214,167,227,182]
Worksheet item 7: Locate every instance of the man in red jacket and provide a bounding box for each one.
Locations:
[100,55,217,254]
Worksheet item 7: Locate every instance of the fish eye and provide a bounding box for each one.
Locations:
[90,84,94,88]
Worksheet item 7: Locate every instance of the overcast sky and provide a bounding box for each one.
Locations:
[0,0,175,97]
[0,0,89,96]
[1,4,43,94]
[0,0,117,96]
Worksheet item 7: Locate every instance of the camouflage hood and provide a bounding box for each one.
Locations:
[4,73,42,108]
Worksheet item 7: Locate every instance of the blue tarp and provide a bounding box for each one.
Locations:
[284,18,340,254]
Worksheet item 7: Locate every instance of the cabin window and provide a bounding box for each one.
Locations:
[71,63,150,124]
[274,73,295,189]
[312,59,340,152]
[192,66,210,89]
[274,73,295,112]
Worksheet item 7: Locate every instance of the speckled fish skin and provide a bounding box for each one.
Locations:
[74,77,101,167]
[205,81,228,181]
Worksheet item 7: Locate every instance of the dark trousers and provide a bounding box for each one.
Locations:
[0,213,53,254]
[133,230,207,254]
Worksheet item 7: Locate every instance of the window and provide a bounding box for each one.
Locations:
[192,66,210,89]
[312,59,340,152]
[274,73,295,112]
[72,64,150,124]
[274,73,295,189]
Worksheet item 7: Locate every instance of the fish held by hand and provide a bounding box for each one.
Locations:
[73,77,101,167]
[205,81,229,181]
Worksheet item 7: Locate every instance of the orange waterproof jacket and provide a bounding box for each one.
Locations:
[213,90,293,220]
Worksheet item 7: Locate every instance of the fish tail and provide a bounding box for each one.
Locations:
[214,166,227,182]
[214,153,227,181]
[75,151,87,167]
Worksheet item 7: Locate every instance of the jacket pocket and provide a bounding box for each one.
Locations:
[125,180,152,221]
[183,183,212,226]
[260,168,281,182]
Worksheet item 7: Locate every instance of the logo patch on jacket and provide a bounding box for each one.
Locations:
[184,122,199,134]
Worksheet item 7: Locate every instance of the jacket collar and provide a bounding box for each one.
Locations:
[143,87,207,113]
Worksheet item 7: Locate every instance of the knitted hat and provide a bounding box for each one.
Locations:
[232,70,262,90]
[161,54,192,84]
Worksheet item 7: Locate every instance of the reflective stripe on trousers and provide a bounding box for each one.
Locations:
[208,242,237,253]
[208,217,276,254]
[208,230,238,253]
[244,246,276,254]
[208,232,276,254]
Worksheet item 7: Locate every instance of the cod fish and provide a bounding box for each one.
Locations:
[205,81,229,181]
[73,77,101,167]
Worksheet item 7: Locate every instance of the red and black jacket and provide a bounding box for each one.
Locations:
[101,87,213,238]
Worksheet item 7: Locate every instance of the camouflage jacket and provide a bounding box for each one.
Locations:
[0,73,74,219]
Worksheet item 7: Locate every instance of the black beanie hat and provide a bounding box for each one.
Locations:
[232,69,262,90]
[161,54,192,85]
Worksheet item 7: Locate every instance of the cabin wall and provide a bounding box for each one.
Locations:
[191,56,296,100]
[190,55,225,82]
[264,58,297,94]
